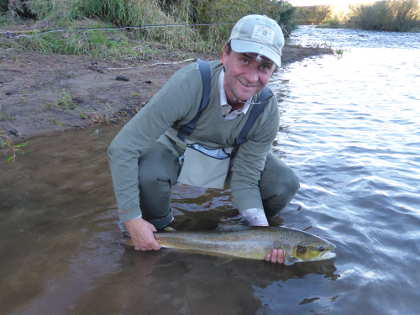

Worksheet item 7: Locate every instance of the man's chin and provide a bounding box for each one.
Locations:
[236,90,258,102]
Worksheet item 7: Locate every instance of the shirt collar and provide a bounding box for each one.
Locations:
[218,70,252,115]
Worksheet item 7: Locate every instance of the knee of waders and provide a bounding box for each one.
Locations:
[138,173,174,230]
[263,171,300,217]
[138,173,173,195]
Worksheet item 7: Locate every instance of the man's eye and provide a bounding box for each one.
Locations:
[240,58,250,64]
[260,64,272,71]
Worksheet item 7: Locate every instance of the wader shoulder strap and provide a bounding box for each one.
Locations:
[177,60,273,150]
[234,87,273,147]
[177,59,211,141]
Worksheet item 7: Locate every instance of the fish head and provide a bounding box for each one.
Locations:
[289,238,336,264]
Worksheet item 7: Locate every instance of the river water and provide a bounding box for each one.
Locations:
[1,26,419,314]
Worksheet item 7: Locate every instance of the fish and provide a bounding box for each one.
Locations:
[125,226,336,265]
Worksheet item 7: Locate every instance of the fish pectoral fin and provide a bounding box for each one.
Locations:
[284,255,299,266]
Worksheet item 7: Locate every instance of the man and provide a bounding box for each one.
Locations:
[108,14,299,264]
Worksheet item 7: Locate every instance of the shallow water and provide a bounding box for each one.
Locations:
[1,27,420,314]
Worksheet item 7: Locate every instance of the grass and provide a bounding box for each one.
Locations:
[44,90,78,111]
[334,48,344,57]
[0,130,28,162]
[15,21,157,59]
[2,0,297,58]
[9,23,203,60]
[56,90,77,110]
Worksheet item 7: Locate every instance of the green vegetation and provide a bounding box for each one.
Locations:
[0,0,8,13]
[44,90,78,110]
[294,5,332,25]
[1,0,297,57]
[334,48,344,57]
[295,0,419,32]
[55,90,77,110]
[347,0,419,32]
[0,130,28,162]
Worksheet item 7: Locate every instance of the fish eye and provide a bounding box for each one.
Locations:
[297,245,307,255]
[318,246,325,252]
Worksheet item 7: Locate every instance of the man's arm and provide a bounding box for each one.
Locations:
[229,97,280,216]
[108,63,202,249]
[230,100,285,263]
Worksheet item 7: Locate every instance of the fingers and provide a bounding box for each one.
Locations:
[133,235,160,251]
[133,239,160,251]
[264,249,285,264]
[124,218,161,251]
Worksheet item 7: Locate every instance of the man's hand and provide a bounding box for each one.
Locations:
[240,209,286,264]
[264,248,286,264]
[124,217,160,251]
[241,208,269,226]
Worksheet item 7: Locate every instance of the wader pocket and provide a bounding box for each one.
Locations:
[178,143,232,189]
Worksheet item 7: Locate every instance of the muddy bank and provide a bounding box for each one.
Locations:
[0,45,332,142]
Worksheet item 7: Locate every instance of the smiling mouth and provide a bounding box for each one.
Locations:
[238,78,259,89]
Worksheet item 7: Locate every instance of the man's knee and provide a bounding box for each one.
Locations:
[137,142,179,220]
[261,154,300,217]
[138,142,179,190]
[263,173,299,215]
[280,169,299,200]
[139,173,172,195]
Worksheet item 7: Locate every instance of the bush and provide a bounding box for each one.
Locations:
[347,0,419,31]
[194,0,296,51]
[0,0,8,13]
[294,5,332,25]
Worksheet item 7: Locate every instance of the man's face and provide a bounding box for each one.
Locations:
[221,47,276,105]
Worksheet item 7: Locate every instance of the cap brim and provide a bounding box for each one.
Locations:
[231,39,281,67]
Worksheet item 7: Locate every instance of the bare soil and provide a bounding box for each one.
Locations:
[0,45,332,141]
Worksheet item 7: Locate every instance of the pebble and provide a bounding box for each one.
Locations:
[116,75,130,81]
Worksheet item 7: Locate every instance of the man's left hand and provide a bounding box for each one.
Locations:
[264,248,285,264]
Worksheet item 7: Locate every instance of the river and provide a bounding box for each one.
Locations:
[1,26,419,314]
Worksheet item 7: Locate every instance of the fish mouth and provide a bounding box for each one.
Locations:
[319,251,336,260]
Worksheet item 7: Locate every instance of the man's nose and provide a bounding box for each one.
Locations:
[243,67,259,83]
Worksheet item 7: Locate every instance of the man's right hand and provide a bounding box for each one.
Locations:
[124,217,160,251]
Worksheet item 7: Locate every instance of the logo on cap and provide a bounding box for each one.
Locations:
[252,25,275,44]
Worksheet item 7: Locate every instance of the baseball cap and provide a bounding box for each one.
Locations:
[229,14,285,67]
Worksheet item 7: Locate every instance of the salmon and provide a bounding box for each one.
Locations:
[125,226,336,265]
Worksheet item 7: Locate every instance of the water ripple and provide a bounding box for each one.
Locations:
[272,37,420,314]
